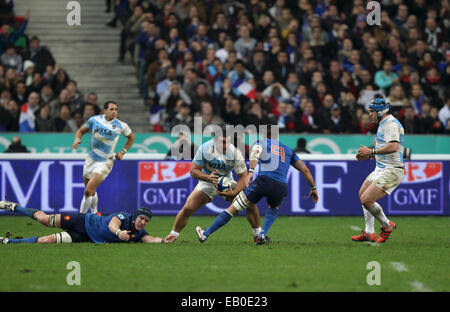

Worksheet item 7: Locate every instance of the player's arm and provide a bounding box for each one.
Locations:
[217,148,248,199]
[293,159,318,203]
[190,162,219,184]
[246,143,263,187]
[115,131,135,160]
[141,235,168,243]
[72,125,90,150]
[108,216,131,241]
[357,140,399,160]
[216,171,248,200]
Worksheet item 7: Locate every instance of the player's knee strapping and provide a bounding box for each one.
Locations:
[48,214,57,227]
[54,232,72,243]
[233,191,251,212]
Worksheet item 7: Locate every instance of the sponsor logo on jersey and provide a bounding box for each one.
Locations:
[95,126,112,136]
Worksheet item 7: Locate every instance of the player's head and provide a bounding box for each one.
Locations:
[103,101,118,120]
[213,128,231,154]
[368,96,389,122]
[132,207,152,231]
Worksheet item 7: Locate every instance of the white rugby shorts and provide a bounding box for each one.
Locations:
[83,155,114,180]
[367,167,404,194]
[194,179,237,200]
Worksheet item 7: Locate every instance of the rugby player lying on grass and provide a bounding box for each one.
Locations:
[0,201,167,244]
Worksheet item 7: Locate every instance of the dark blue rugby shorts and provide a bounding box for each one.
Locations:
[243,175,288,208]
[60,213,92,243]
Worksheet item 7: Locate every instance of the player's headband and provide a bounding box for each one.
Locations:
[369,98,389,120]
[133,207,152,223]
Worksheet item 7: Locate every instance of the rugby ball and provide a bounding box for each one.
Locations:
[216,176,233,192]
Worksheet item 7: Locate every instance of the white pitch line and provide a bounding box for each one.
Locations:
[390,262,409,272]
[410,281,433,292]
[350,225,362,231]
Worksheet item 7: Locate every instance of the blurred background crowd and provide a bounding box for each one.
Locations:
[0,0,449,135]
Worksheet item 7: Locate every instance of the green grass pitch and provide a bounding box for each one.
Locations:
[0,215,448,292]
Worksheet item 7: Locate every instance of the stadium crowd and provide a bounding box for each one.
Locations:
[110,0,449,134]
[0,0,449,136]
[0,1,98,133]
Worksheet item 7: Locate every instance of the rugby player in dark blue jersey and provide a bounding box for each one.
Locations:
[0,201,166,244]
[196,126,319,245]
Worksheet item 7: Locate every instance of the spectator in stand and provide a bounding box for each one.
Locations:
[246,100,275,126]
[275,100,295,133]
[293,137,311,154]
[438,96,450,131]
[0,92,11,131]
[294,99,321,133]
[156,66,177,97]
[12,80,26,106]
[4,67,18,93]
[402,105,423,134]
[136,21,159,91]
[22,60,35,87]
[40,84,58,117]
[0,9,29,54]
[0,89,10,108]
[84,92,99,107]
[423,105,444,134]
[1,43,22,72]
[205,57,228,96]
[21,36,55,74]
[35,103,55,132]
[355,111,376,134]
[3,136,29,153]
[409,83,428,115]
[163,102,193,132]
[182,68,212,100]
[388,84,409,115]
[222,95,245,126]
[190,81,218,115]
[424,17,445,52]
[374,60,399,95]
[66,80,84,113]
[194,100,225,130]
[6,99,19,131]
[268,50,294,85]
[27,72,45,94]
[54,104,77,132]
[57,89,72,113]
[329,103,351,134]
[51,68,70,94]
[234,24,256,63]
[118,5,144,63]
[83,103,97,123]
[227,60,254,97]
[159,81,192,117]
[72,111,83,129]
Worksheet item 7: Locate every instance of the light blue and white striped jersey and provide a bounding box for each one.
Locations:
[85,115,132,162]
[375,114,405,169]
[193,139,247,177]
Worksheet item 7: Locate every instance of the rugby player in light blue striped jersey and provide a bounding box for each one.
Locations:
[72,101,135,214]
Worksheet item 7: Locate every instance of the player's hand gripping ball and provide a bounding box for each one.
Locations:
[216,176,233,192]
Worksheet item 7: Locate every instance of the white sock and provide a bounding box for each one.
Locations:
[252,227,262,237]
[363,206,375,234]
[170,230,179,237]
[90,193,98,214]
[367,202,390,227]
[80,195,93,213]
